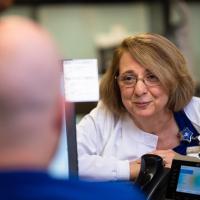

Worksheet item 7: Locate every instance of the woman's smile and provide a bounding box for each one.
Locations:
[133,101,152,109]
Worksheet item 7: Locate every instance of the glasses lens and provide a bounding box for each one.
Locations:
[144,74,160,86]
[117,73,160,87]
[118,74,136,86]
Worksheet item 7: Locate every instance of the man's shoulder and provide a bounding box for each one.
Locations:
[61,179,145,200]
[0,171,145,200]
[67,179,145,199]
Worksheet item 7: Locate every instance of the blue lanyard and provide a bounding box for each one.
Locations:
[173,110,199,155]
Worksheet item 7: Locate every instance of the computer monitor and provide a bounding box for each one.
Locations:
[48,71,78,179]
[166,159,200,200]
[48,58,99,179]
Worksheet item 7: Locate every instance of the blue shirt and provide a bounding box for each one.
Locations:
[0,170,146,200]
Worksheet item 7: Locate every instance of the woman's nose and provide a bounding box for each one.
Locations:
[133,79,148,96]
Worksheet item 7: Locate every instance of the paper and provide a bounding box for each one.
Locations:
[63,59,99,102]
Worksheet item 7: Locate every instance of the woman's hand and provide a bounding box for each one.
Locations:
[129,149,180,180]
[129,159,141,180]
[151,149,179,168]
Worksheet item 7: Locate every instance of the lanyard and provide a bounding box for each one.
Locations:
[173,110,200,155]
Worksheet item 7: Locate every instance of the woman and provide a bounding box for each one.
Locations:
[77,33,200,181]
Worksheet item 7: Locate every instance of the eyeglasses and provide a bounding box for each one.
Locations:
[115,73,160,88]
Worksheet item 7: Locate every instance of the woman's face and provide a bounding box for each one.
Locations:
[118,52,169,119]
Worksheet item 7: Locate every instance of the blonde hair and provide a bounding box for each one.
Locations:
[100,33,194,116]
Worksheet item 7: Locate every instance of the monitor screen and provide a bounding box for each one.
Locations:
[48,61,80,179]
[47,59,99,179]
[176,165,200,195]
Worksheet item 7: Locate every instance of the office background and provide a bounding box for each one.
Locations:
[2,0,200,79]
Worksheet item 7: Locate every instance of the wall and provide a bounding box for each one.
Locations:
[38,3,149,59]
[2,2,200,79]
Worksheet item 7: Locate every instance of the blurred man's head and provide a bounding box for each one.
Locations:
[0,16,62,170]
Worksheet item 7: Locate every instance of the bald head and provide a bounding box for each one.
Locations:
[0,16,60,110]
[0,16,62,168]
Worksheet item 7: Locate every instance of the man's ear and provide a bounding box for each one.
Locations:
[54,96,64,136]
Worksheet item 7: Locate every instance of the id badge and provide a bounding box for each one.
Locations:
[186,146,200,159]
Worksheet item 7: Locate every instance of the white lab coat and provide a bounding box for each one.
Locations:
[77,97,200,181]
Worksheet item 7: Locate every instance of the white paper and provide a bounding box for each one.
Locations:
[63,59,99,102]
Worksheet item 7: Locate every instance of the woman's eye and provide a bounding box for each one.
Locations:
[125,75,133,80]
[146,74,159,82]
[123,75,135,81]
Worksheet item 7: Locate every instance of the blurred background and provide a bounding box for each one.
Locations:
[2,0,200,111]
[2,0,200,119]
[1,0,200,179]
[1,0,200,79]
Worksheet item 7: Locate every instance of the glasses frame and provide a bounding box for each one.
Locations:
[115,73,160,88]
